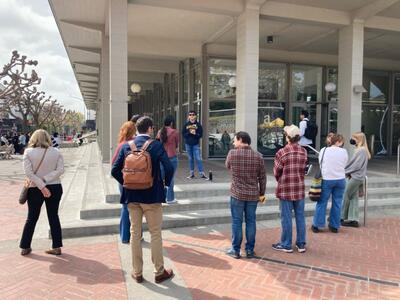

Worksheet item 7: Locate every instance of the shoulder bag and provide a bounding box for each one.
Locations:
[19,148,48,205]
[308,147,327,202]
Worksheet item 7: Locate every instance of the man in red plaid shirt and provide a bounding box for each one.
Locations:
[225,131,266,259]
[273,125,308,253]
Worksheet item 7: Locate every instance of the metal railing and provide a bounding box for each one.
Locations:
[305,144,320,154]
[363,176,368,226]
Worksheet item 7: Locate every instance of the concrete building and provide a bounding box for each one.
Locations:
[49,0,400,162]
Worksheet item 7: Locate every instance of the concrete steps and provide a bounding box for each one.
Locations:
[62,198,400,238]
[58,142,400,238]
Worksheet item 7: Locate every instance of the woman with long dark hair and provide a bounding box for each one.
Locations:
[158,115,179,204]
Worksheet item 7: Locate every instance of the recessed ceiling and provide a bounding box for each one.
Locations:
[275,0,376,12]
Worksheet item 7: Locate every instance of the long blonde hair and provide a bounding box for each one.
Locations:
[28,129,52,148]
[352,132,371,159]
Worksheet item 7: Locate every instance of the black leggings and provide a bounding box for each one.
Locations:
[20,184,63,249]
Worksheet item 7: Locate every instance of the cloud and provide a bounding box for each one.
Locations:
[0,0,85,113]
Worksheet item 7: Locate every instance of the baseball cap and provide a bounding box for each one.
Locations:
[284,125,300,138]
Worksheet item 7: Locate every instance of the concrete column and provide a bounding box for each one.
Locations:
[109,0,128,161]
[97,100,103,149]
[338,21,364,145]
[101,35,110,162]
[201,44,209,159]
[188,58,195,111]
[235,6,260,146]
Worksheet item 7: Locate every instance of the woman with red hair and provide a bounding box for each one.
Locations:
[112,119,137,243]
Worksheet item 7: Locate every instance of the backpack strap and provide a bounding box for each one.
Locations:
[128,140,137,152]
[141,139,154,152]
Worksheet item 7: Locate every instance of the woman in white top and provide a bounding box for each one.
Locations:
[20,129,64,256]
[312,134,348,233]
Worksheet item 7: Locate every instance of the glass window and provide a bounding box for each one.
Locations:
[208,59,236,157]
[193,64,201,101]
[291,65,323,103]
[259,62,286,101]
[362,70,390,156]
[257,102,285,156]
[327,68,338,102]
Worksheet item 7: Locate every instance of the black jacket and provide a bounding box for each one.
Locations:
[182,121,203,146]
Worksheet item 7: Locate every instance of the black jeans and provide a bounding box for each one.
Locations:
[20,184,63,249]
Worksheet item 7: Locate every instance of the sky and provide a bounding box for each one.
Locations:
[0,0,86,114]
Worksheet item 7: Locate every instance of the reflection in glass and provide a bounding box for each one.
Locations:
[362,71,389,156]
[392,106,400,155]
[209,59,236,157]
[291,65,323,103]
[259,62,286,100]
[257,102,285,156]
[208,109,235,157]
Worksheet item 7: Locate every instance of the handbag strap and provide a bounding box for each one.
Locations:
[319,147,327,169]
[34,148,48,174]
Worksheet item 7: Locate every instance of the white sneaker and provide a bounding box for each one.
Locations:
[166,199,178,204]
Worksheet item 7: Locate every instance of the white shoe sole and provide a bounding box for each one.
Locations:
[296,246,306,253]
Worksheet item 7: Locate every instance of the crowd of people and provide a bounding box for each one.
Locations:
[16,109,369,285]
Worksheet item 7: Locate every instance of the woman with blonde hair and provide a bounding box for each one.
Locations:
[20,129,64,256]
[111,119,138,243]
[341,132,370,227]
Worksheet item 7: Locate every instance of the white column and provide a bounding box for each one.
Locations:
[338,21,364,144]
[101,35,111,162]
[109,0,128,161]
[235,6,260,146]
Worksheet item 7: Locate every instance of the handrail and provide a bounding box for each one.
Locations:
[363,176,368,226]
[305,144,320,154]
[397,138,400,175]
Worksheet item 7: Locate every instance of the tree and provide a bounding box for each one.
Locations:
[0,51,41,131]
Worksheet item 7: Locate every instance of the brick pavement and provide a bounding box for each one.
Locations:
[0,176,128,299]
[164,218,400,300]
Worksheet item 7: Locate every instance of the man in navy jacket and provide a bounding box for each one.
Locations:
[111,116,174,284]
[181,110,207,179]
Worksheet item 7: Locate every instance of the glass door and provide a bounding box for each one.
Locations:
[392,74,400,155]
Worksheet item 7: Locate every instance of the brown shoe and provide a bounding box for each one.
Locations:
[131,273,144,283]
[21,248,32,256]
[155,269,174,284]
[45,248,62,255]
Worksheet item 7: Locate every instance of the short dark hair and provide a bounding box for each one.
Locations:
[287,135,301,143]
[301,110,309,118]
[130,114,141,124]
[235,131,251,145]
[136,116,153,134]
[188,110,197,115]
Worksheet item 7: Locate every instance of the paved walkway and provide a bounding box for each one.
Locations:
[1,145,400,299]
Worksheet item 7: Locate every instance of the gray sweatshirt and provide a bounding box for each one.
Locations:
[345,148,368,181]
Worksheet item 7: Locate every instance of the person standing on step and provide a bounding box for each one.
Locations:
[20,129,64,256]
[182,110,208,179]
[312,134,348,234]
[112,121,136,244]
[272,125,308,253]
[299,110,316,175]
[157,115,179,204]
[341,132,370,228]
[111,116,174,284]
[225,131,266,259]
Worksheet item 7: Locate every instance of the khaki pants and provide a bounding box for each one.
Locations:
[342,178,363,222]
[127,203,164,277]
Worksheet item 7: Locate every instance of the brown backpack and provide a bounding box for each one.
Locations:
[123,139,154,190]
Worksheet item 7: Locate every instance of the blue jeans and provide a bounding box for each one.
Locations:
[313,179,346,229]
[230,197,258,253]
[279,199,306,248]
[160,156,178,202]
[185,144,204,174]
[119,184,131,242]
